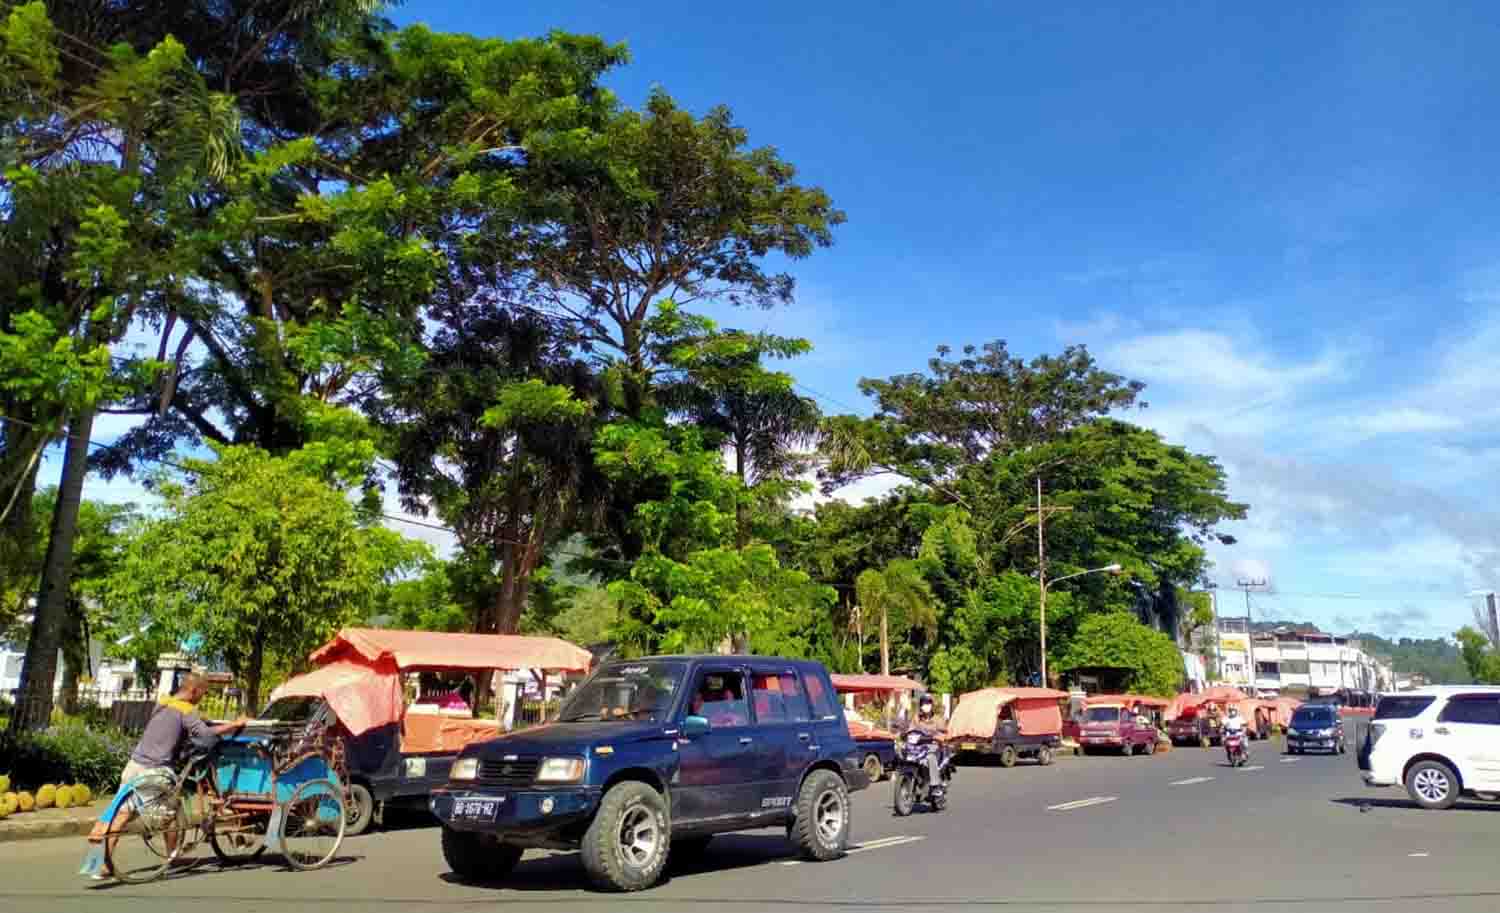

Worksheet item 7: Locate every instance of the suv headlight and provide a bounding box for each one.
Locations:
[451,757,480,781]
[1318,728,1336,737]
[536,757,586,783]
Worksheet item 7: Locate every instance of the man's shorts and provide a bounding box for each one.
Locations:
[117,761,175,812]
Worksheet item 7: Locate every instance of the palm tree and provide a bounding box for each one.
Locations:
[855,559,938,676]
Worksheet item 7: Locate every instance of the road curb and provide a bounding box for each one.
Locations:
[0,803,101,844]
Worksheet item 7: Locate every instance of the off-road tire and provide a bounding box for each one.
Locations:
[581,781,669,892]
[792,770,849,861]
[441,827,522,882]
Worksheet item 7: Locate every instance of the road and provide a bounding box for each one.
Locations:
[4,738,1498,912]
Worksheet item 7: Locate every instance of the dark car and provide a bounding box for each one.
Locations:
[430,656,869,892]
[1285,703,1346,754]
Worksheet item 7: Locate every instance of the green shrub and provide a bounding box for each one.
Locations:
[0,721,132,794]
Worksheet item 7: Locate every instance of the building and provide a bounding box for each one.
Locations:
[1206,617,1394,696]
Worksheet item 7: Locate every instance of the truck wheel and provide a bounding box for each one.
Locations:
[581,781,670,892]
[998,745,1017,768]
[863,753,884,782]
[441,827,522,882]
[1123,741,1135,757]
[1038,746,1055,766]
[793,770,849,861]
[345,783,375,837]
[1405,760,1459,810]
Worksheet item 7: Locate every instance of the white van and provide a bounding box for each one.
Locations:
[1358,686,1500,809]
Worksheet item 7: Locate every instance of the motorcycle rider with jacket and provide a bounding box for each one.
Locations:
[905,693,947,790]
[1222,706,1249,764]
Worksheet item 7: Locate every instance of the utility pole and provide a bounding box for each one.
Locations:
[1236,578,1267,692]
[1035,476,1072,688]
[1207,584,1221,685]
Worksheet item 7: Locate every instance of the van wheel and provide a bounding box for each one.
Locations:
[1142,738,1156,756]
[1037,746,1055,766]
[344,783,375,836]
[793,770,849,861]
[441,828,522,882]
[998,745,1017,768]
[1405,760,1459,810]
[581,781,670,891]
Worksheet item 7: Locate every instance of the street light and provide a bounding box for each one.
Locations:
[1040,563,1124,686]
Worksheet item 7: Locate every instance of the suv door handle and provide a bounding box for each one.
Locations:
[1434,726,1450,735]
[739,736,753,745]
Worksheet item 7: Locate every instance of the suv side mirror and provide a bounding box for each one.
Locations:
[682,715,710,738]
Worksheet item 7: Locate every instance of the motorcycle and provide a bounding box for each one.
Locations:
[1224,729,1248,767]
[892,728,954,816]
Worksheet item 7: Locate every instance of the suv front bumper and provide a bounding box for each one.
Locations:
[431,786,601,839]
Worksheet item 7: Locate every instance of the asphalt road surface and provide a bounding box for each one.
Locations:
[5,737,1498,912]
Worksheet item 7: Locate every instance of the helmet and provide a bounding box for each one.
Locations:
[1227,706,1240,717]
[917,693,935,716]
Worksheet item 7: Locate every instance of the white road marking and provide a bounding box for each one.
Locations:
[1280,757,1298,763]
[1239,765,1264,771]
[779,835,923,866]
[1047,796,1118,811]
[1409,852,1430,858]
[1170,776,1215,786]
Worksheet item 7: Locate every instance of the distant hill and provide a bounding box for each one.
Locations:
[1244,620,1470,685]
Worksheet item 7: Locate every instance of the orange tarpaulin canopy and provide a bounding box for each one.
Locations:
[268,660,402,737]
[1086,693,1170,709]
[830,673,924,694]
[947,687,1067,740]
[401,713,503,754]
[308,627,593,674]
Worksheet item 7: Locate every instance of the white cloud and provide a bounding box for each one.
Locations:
[1337,408,1462,435]
[1106,329,1349,397]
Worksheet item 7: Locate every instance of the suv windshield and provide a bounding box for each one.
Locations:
[558,661,686,723]
[1374,696,1436,720]
[1291,708,1336,727]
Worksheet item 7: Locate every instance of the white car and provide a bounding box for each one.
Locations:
[1358,686,1500,809]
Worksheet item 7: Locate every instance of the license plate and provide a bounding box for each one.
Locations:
[452,798,501,821]
[962,742,979,751]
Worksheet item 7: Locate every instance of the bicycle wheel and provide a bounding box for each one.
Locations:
[104,773,197,884]
[278,779,346,871]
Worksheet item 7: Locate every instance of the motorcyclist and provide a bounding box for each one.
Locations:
[1222,706,1248,762]
[904,693,947,792]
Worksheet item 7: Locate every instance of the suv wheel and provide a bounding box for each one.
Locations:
[581,781,670,891]
[862,753,884,782]
[792,770,849,861]
[1405,760,1460,810]
[441,827,523,881]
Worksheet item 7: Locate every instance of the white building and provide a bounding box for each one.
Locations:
[1209,618,1394,696]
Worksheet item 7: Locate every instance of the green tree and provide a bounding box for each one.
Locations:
[855,559,937,676]
[1455,627,1500,685]
[1059,612,1184,696]
[104,445,427,710]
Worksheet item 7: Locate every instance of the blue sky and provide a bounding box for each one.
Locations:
[56,2,1500,639]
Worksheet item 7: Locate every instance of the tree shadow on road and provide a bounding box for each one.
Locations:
[1331,797,1500,813]
[85,853,364,891]
[440,833,799,894]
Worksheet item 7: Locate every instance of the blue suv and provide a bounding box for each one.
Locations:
[431,655,869,891]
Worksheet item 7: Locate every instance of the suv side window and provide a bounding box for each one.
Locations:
[803,669,839,720]
[688,670,750,728]
[1374,696,1435,720]
[750,672,790,724]
[1438,694,1500,725]
[773,672,813,723]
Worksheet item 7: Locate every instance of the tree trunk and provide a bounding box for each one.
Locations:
[880,607,890,677]
[58,600,86,715]
[9,406,96,732]
[244,624,266,715]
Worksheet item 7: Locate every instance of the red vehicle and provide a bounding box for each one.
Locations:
[1224,729,1249,767]
[1077,696,1165,756]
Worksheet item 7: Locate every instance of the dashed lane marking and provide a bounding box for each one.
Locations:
[1047,796,1118,811]
[1280,757,1299,763]
[1409,852,1430,858]
[780,835,923,866]
[1170,776,1214,786]
[1239,765,1265,771]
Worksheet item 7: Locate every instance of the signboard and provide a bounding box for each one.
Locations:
[1219,636,1248,653]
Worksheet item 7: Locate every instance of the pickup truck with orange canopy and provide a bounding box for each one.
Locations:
[947,687,1067,767]
[1076,694,1167,756]
[830,673,924,782]
[259,627,593,835]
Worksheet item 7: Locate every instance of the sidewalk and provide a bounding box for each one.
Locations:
[0,800,102,844]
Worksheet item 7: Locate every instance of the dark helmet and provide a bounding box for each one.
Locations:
[917,693,935,715]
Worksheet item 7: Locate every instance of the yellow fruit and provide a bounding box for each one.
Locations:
[1,793,16,815]
[73,784,92,804]
[35,784,56,810]
[17,791,34,812]
[0,774,10,793]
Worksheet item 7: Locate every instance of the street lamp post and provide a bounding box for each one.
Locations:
[1039,562,1124,686]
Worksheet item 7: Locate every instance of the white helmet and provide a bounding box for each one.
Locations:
[1227,706,1240,717]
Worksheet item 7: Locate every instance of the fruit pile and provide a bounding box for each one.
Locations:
[0,774,94,819]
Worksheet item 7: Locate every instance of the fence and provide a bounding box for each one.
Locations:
[1,686,249,734]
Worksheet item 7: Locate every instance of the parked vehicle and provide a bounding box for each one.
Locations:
[831,673,924,782]
[1075,694,1167,756]
[1224,729,1248,767]
[891,728,954,815]
[263,627,593,835]
[1359,686,1500,810]
[1168,709,1217,748]
[947,687,1066,767]
[1285,703,1345,754]
[431,655,868,891]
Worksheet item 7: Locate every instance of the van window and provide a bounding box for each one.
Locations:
[1437,695,1500,726]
